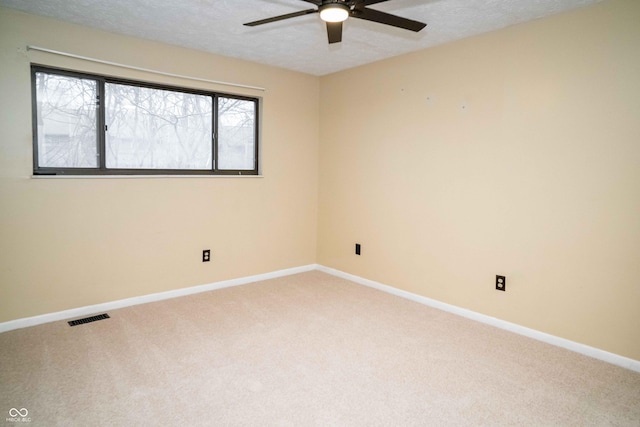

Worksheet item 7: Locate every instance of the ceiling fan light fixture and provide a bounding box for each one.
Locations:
[319,3,350,23]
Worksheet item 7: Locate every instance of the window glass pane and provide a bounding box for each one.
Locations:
[218,97,256,170]
[105,83,212,169]
[35,72,98,168]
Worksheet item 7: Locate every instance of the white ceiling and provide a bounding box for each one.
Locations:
[1,0,603,76]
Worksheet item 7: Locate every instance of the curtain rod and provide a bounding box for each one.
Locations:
[26,45,266,92]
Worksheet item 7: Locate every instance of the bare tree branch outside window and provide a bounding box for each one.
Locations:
[35,72,98,168]
[218,97,256,170]
[105,83,212,169]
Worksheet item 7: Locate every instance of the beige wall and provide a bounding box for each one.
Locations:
[0,8,319,322]
[318,0,640,360]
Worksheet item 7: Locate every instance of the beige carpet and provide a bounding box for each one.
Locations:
[1,271,639,426]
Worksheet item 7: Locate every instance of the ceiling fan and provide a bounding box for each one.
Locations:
[244,0,427,44]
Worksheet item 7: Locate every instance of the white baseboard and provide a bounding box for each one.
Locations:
[2,263,638,373]
[0,264,317,334]
[316,265,640,373]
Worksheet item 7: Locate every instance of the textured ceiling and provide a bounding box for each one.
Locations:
[0,0,603,76]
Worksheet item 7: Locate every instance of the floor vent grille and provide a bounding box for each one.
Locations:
[68,313,110,327]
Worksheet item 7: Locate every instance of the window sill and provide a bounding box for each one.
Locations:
[31,174,264,179]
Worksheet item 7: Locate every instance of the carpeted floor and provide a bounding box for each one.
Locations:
[1,271,639,426]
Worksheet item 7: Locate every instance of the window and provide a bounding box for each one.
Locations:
[31,66,259,175]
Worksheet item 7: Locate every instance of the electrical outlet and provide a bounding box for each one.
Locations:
[203,249,211,262]
[496,275,506,291]
[355,243,361,255]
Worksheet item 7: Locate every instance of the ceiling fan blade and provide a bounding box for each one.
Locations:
[326,21,343,44]
[300,0,322,4]
[361,0,391,5]
[244,9,317,27]
[351,7,427,32]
